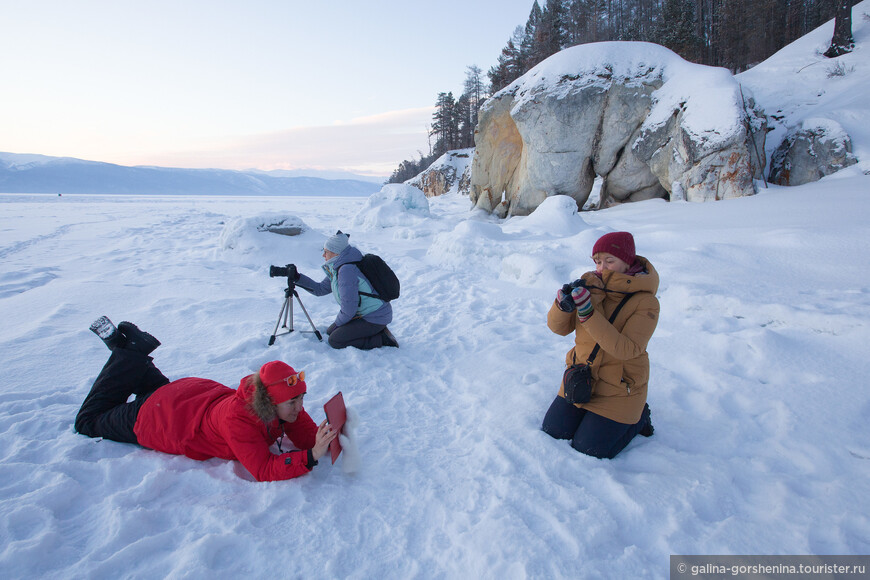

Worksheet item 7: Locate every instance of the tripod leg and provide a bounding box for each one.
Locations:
[269,296,291,346]
[293,290,323,341]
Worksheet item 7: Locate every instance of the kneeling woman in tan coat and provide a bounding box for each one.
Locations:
[543,231,659,459]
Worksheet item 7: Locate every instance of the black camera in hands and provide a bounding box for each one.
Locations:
[558,279,588,312]
[562,278,587,293]
[269,264,298,280]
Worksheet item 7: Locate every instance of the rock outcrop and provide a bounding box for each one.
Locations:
[768,118,858,186]
[471,42,767,217]
[258,216,305,236]
[408,149,473,197]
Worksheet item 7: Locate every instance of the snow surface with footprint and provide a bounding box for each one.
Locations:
[3,5,870,576]
[1,174,869,578]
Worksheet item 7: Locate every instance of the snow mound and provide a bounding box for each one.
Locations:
[428,196,592,289]
[352,184,431,229]
[804,117,849,137]
[218,213,324,268]
[502,195,585,237]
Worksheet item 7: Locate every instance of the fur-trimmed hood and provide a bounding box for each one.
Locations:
[236,374,277,423]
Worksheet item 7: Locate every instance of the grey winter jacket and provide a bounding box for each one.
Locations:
[296,245,392,327]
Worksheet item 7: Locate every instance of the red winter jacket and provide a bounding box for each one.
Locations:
[133,375,318,482]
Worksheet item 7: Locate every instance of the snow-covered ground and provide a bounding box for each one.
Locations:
[2,5,870,579]
[2,170,869,578]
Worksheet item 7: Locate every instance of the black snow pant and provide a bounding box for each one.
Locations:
[74,348,169,444]
[327,318,388,350]
[542,396,652,459]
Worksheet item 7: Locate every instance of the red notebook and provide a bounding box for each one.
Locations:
[323,392,346,464]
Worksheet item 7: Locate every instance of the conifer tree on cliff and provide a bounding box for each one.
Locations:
[521,1,545,69]
[533,0,567,65]
[461,66,485,147]
[488,27,525,93]
[431,92,459,156]
[824,0,854,58]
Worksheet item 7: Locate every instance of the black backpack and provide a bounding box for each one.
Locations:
[340,254,400,302]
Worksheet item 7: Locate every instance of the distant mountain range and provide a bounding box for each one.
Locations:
[0,152,385,196]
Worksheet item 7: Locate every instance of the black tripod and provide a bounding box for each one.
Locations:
[269,277,322,345]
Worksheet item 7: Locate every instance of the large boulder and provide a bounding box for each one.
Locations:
[768,118,858,186]
[471,42,767,217]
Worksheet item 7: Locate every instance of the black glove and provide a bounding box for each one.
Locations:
[326,322,337,335]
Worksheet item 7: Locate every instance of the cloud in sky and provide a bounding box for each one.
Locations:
[117,107,435,177]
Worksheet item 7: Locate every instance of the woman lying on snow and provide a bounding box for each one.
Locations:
[543,231,659,459]
[75,317,338,481]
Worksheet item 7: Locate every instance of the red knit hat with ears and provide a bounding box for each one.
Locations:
[259,361,306,403]
[592,231,636,266]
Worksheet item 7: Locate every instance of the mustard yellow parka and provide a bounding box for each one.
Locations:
[547,256,660,424]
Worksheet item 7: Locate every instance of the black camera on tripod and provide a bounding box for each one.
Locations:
[267,263,321,345]
[269,263,298,280]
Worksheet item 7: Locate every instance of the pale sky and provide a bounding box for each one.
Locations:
[0,1,536,177]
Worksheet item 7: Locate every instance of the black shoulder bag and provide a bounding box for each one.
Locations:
[562,292,634,405]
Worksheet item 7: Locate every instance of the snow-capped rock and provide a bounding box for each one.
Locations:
[471,41,766,216]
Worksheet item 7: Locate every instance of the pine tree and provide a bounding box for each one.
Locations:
[455,94,474,149]
[717,0,752,71]
[656,0,700,60]
[563,0,585,45]
[627,0,659,42]
[387,152,438,184]
[824,0,854,57]
[430,92,459,156]
[783,0,806,46]
[487,28,525,93]
[464,65,486,105]
[462,65,485,145]
[535,0,567,63]
[569,0,609,44]
[521,1,545,68]
[696,0,719,66]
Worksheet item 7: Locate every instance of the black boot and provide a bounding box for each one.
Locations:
[639,404,654,437]
[89,316,122,350]
[117,321,161,355]
[381,327,399,348]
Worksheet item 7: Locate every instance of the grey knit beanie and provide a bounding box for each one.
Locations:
[324,231,350,254]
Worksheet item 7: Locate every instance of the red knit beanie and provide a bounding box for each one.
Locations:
[592,231,636,266]
[259,361,306,403]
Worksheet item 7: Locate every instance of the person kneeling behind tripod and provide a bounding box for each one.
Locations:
[76,317,337,482]
[291,231,398,350]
